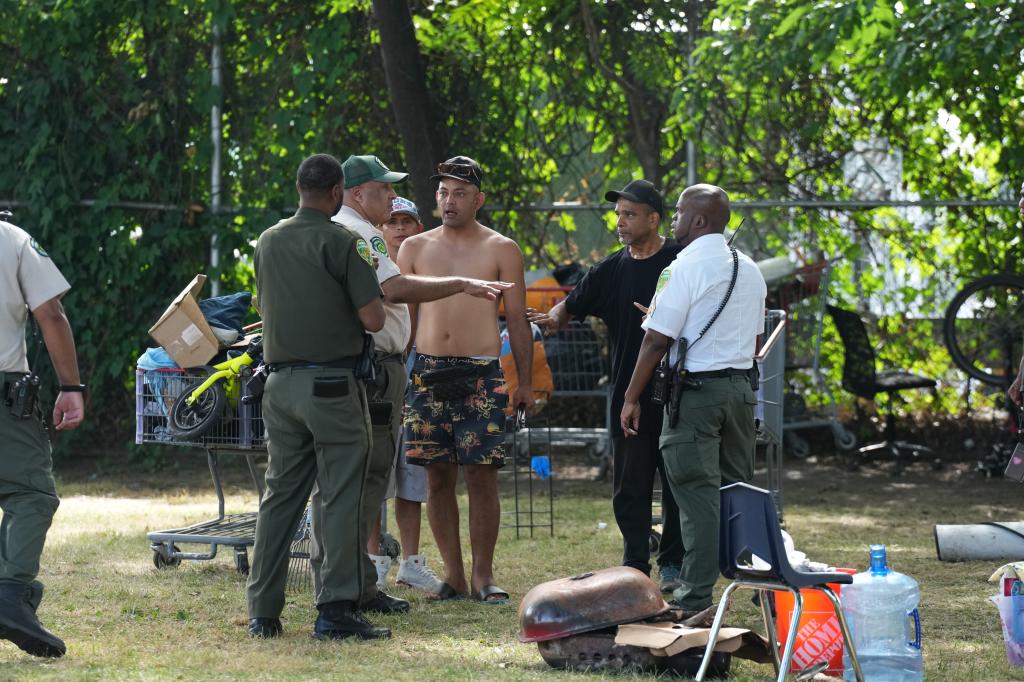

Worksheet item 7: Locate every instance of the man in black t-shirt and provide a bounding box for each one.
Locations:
[529,180,684,591]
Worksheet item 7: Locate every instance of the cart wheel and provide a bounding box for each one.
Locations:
[152,543,181,570]
[835,428,858,452]
[234,549,250,576]
[379,533,401,561]
[649,529,662,554]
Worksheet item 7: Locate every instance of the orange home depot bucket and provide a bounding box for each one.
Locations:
[774,568,856,676]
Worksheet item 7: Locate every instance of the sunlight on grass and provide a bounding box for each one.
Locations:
[2,460,1024,680]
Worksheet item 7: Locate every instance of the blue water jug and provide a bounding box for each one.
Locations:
[841,544,923,681]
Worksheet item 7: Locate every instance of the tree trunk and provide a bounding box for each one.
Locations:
[372,0,443,228]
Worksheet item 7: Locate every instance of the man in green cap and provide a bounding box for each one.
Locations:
[309,155,513,611]
[246,153,389,641]
[0,214,85,658]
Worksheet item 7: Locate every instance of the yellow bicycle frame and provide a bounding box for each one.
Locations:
[185,350,254,406]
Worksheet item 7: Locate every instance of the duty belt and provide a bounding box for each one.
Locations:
[686,367,755,380]
[374,352,403,364]
[266,357,359,373]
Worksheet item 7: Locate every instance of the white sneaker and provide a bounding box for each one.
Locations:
[370,553,392,590]
[395,555,445,594]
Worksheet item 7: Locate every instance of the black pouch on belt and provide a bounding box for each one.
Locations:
[368,401,393,426]
[313,376,350,398]
[419,363,481,402]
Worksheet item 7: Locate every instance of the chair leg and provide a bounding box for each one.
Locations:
[758,590,782,677]
[819,586,865,682]
[777,589,804,682]
[695,582,740,681]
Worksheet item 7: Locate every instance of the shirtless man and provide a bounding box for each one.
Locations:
[398,156,534,603]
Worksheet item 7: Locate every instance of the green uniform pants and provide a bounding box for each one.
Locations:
[246,367,371,617]
[310,358,407,603]
[659,374,756,611]
[0,372,60,596]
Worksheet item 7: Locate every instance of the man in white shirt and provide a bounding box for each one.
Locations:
[620,183,767,615]
[313,155,512,613]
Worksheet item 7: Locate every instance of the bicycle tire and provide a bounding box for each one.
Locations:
[943,273,1024,386]
[169,378,227,440]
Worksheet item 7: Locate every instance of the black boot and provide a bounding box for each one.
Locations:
[0,582,65,658]
[248,617,283,639]
[313,601,391,641]
[361,590,410,615]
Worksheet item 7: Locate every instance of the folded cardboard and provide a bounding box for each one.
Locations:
[148,274,219,368]
[615,621,772,662]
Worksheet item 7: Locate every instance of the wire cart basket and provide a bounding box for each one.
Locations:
[757,309,787,514]
[135,367,267,574]
[769,260,857,457]
[541,316,614,480]
[502,412,554,538]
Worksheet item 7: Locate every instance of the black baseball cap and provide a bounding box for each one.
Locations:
[605,179,665,219]
[431,155,483,188]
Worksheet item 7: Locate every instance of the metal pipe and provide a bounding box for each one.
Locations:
[209,14,223,296]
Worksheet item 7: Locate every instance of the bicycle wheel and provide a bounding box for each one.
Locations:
[169,379,227,440]
[943,274,1024,386]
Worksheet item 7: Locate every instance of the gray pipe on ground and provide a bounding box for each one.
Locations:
[934,522,1024,562]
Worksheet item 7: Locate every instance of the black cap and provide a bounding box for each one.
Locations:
[605,179,664,219]
[431,155,484,188]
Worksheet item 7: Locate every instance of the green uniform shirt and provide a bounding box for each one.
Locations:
[254,207,382,363]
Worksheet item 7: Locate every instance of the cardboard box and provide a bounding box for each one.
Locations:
[148,274,219,368]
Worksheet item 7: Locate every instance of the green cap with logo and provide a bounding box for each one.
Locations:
[342,155,409,189]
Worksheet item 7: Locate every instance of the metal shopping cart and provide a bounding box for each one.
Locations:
[769,260,858,457]
[757,309,788,514]
[135,366,267,574]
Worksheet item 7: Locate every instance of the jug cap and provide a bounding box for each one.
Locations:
[869,544,890,575]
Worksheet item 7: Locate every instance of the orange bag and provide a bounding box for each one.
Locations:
[500,339,554,414]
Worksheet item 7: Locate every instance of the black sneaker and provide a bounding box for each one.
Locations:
[361,590,410,615]
[0,583,65,658]
[248,617,282,639]
[313,601,391,641]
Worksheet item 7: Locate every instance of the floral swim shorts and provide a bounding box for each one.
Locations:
[403,354,508,467]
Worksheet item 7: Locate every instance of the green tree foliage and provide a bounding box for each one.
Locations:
[2,0,1022,454]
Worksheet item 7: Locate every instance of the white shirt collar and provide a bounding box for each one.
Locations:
[680,232,727,255]
[332,204,375,232]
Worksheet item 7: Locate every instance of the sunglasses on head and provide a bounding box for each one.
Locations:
[437,162,481,183]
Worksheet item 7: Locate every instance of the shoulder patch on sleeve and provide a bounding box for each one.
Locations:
[355,238,374,266]
[654,267,672,295]
[370,235,388,256]
[30,238,50,258]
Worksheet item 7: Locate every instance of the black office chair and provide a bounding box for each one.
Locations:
[694,482,864,682]
[826,305,938,471]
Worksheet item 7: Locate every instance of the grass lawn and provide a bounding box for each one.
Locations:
[3,451,1024,681]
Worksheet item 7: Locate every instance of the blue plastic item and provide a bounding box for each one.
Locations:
[530,455,551,479]
[841,544,923,681]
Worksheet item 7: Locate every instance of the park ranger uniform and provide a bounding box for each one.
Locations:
[641,232,767,612]
[245,207,382,622]
[0,221,69,655]
[327,204,411,602]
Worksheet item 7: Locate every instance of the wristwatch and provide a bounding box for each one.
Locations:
[59,384,87,393]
